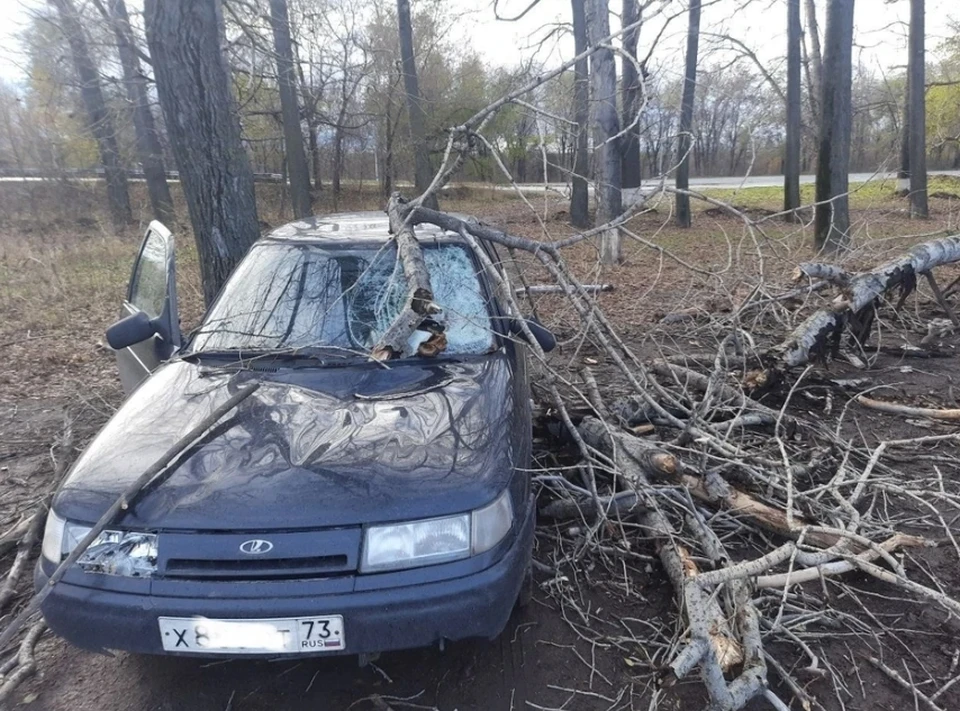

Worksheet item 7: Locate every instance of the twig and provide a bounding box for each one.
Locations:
[868,656,945,711]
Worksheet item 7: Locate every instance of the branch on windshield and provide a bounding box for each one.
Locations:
[370,193,445,361]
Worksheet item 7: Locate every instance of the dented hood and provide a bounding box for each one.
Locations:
[55,355,518,530]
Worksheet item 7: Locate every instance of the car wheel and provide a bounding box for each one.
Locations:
[516,561,533,608]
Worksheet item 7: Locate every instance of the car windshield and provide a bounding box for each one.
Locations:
[188,242,496,358]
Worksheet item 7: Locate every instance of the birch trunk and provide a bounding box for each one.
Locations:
[777,234,960,366]
[370,194,440,360]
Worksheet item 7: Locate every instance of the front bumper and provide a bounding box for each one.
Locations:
[36,499,535,657]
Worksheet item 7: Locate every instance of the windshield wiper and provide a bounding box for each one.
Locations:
[181,347,361,365]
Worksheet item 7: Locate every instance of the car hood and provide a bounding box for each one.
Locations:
[55,354,519,530]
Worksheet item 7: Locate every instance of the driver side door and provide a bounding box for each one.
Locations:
[112,221,181,394]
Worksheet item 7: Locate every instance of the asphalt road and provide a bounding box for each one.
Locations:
[5,170,960,190]
[504,170,960,196]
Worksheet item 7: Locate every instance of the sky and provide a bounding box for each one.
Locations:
[0,0,956,85]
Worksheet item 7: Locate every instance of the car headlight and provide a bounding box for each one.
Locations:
[41,510,158,578]
[361,489,514,573]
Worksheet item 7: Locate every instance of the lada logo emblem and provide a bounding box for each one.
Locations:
[239,539,274,555]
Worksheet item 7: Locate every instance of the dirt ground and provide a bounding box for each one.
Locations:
[3,180,960,710]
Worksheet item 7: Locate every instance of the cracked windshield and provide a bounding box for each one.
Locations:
[189,243,495,357]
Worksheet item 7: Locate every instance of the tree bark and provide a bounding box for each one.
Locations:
[99,0,174,225]
[777,234,960,367]
[804,0,823,113]
[908,0,928,218]
[570,0,590,228]
[50,0,131,226]
[620,0,642,192]
[813,0,854,254]
[585,0,622,263]
[145,0,260,306]
[269,0,311,219]
[396,0,438,211]
[371,194,440,361]
[784,0,802,221]
[899,73,910,193]
[675,0,701,229]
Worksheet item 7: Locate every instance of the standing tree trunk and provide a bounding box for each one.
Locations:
[675,0,701,229]
[307,114,322,190]
[269,0,311,219]
[97,0,174,225]
[585,0,622,264]
[50,0,131,226]
[899,75,910,193]
[784,0,802,221]
[814,0,855,254]
[908,0,928,218]
[804,0,823,114]
[396,0,438,210]
[570,0,590,228]
[145,0,260,305]
[620,0,642,196]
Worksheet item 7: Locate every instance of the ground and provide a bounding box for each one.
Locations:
[3,179,960,710]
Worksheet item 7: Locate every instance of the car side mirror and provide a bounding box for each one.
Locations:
[509,317,557,353]
[106,311,157,350]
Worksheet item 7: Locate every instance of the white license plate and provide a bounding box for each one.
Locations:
[158,615,345,654]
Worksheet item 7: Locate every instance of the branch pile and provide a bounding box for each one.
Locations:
[387,190,960,709]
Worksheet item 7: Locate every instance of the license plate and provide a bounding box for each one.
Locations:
[158,615,345,654]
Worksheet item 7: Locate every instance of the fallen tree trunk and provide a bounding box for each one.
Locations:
[777,234,960,367]
[371,194,442,361]
[578,416,840,548]
[576,416,775,707]
[515,283,614,295]
[792,262,850,285]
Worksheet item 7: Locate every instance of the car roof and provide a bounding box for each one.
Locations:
[261,211,461,246]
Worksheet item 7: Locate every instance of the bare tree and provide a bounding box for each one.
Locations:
[396,0,438,210]
[675,0,701,228]
[784,0,801,221]
[814,0,855,254]
[908,0,928,218]
[585,0,622,263]
[570,0,590,228]
[804,0,823,111]
[93,0,174,225]
[49,0,131,226]
[145,0,260,305]
[269,0,312,218]
[899,73,910,192]
[620,0,642,194]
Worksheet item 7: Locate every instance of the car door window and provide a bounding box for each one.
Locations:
[129,231,168,319]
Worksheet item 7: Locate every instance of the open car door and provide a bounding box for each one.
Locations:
[105,221,181,395]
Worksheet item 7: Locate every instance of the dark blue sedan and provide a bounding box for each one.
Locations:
[36,213,552,658]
